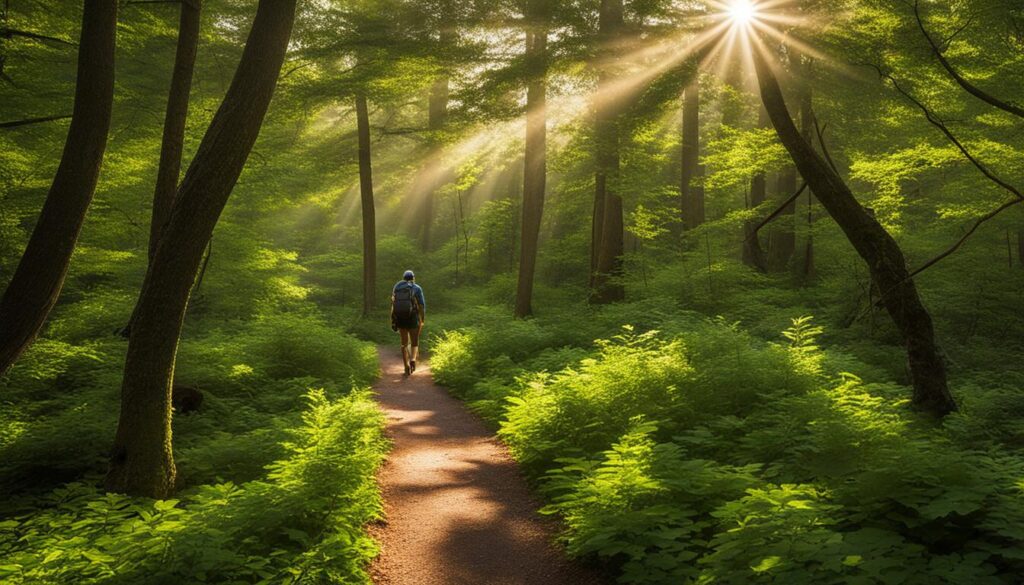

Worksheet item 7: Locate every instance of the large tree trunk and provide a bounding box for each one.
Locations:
[680,77,704,231]
[0,1,117,377]
[591,0,625,304]
[753,44,956,417]
[106,0,296,497]
[743,108,769,272]
[356,93,377,315]
[148,0,201,262]
[514,22,547,318]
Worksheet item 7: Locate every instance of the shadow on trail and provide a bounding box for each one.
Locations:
[370,345,607,585]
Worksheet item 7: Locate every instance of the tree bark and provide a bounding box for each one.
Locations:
[420,32,452,251]
[770,164,798,270]
[753,44,956,416]
[0,1,116,376]
[106,0,297,497]
[148,0,201,263]
[680,77,704,230]
[796,56,815,278]
[356,93,377,315]
[514,21,547,318]
[591,0,625,304]
[743,107,769,272]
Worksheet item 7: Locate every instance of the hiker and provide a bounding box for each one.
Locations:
[391,270,426,375]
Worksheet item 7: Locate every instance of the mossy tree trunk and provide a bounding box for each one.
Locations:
[0,1,117,377]
[106,0,297,497]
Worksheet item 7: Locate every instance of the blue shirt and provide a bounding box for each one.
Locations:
[393,281,426,312]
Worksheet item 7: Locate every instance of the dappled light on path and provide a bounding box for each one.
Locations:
[369,347,606,585]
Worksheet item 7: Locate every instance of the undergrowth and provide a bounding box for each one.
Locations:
[431,306,1024,584]
[0,309,386,584]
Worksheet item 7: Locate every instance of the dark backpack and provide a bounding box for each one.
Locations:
[393,285,418,319]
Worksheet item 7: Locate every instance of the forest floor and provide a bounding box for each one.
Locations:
[368,345,607,585]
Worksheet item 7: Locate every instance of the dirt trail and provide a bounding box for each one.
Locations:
[369,346,607,585]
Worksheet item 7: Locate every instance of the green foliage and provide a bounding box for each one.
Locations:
[433,312,1024,584]
[0,389,386,585]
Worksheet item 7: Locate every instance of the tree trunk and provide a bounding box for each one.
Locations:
[356,93,377,315]
[753,44,956,417]
[770,165,798,270]
[680,78,704,230]
[0,1,116,377]
[743,108,769,272]
[797,56,815,278]
[148,0,201,263]
[420,34,451,251]
[514,24,547,318]
[106,0,296,497]
[591,0,625,304]
[1018,228,1023,268]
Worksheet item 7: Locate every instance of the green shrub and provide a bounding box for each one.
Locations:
[0,389,386,585]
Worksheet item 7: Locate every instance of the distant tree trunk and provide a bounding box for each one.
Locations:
[753,44,956,417]
[743,108,769,272]
[680,77,704,231]
[0,1,116,377]
[148,0,201,263]
[592,0,625,304]
[356,93,377,315]
[420,32,451,251]
[770,165,798,270]
[106,0,296,497]
[1018,228,1024,268]
[514,20,547,318]
[797,56,815,279]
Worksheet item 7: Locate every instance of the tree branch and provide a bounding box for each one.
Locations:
[747,182,808,240]
[0,114,72,129]
[871,64,1023,201]
[913,0,1024,119]
[0,27,75,46]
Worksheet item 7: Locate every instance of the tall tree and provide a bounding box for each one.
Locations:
[148,0,202,263]
[796,56,815,279]
[106,0,297,497]
[514,0,548,318]
[419,28,454,251]
[742,107,769,272]
[752,43,957,417]
[356,92,376,315]
[0,1,117,376]
[591,0,625,303]
[680,76,704,231]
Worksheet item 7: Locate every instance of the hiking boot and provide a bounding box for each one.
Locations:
[404,363,411,376]
[410,360,416,373]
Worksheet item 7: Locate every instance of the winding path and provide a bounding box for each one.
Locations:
[369,346,607,585]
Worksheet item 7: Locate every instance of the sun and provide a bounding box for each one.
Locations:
[726,0,759,24]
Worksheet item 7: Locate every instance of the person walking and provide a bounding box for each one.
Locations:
[391,270,426,375]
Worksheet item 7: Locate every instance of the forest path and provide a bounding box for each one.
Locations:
[368,345,607,585]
